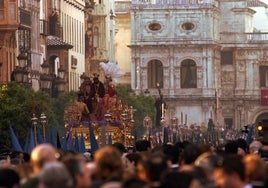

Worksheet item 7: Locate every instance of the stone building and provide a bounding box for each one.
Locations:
[114,0,132,84]
[129,0,268,129]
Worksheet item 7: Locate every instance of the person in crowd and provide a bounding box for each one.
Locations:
[249,141,262,155]
[161,171,193,188]
[243,154,267,188]
[61,153,92,188]
[213,154,249,188]
[0,167,20,188]
[135,140,151,153]
[224,140,238,154]
[21,143,59,188]
[179,143,202,172]
[90,145,123,188]
[112,142,127,157]
[161,143,180,171]
[236,138,248,156]
[121,177,149,188]
[122,152,142,179]
[194,151,223,187]
[38,161,74,188]
[136,151,169,188]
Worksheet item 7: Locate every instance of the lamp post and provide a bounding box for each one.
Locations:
[40,112,47,142]
[12,52,29,85]
[40,61,52,93]
[55,67,66,93]
[31,113,38,145]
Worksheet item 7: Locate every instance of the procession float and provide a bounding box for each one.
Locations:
[63,62,135,150]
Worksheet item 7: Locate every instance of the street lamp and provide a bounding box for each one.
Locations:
[12,52,29,84]
[40,112,47,142]
[31,113,38,145]
[40,61,52,92]
[55,67,66,92]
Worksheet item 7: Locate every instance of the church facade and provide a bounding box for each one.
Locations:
[129,0,268,130]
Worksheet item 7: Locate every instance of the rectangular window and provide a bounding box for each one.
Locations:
[259,66,268,87]
[221,51,233,65]
[0,0,4,20]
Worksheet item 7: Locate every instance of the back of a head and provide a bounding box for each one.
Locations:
[224,140,238,154]
[30,144,58,173]
[161,171,193,188]
[249,141,262,154]
[146,152,168,182]
[216,154,245,182]
[181,144,202,165]
[39,161,74,188]
[112,142,127,155]
[135,140,151,152]
[94,145,123,180]
[0,168,20,188]
[61,153,87,185]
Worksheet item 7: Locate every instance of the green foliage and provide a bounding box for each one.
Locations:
[0,82,156,149]
[116,84,156,139]
[0,82,75,149]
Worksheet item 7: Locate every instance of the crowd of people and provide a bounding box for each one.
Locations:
[1,137,268,188]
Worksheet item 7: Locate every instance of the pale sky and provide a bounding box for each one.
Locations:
[252,0,268,31]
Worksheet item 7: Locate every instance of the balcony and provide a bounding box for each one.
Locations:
[246,32,268,42]
[220,32,268,44]
[0,1,19,31]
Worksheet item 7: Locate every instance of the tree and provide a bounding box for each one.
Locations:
[0,82,75,150]
[116,84,155,139]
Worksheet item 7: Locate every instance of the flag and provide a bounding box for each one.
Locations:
[77,135,86,153]
[28,128,36,153]
[89,122,99,154]
[48,125,57,147]
[62,133,67,151]
[37,128,44,144]
[23,133,29,153]
[9,125,23,152]
[67,131,76,152]
[56,132,61,149]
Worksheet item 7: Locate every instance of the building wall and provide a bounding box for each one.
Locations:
[61,0,85,91]
[115,0,131,84]
[130,0,268,129]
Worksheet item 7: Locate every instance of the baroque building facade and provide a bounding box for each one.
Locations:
[130,0,268,129]
[114,0,132,84]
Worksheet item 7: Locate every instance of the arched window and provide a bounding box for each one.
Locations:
[180,59,197,88]
[148,60,163,88]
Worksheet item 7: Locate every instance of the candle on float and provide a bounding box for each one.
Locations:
[161,103,164,117]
